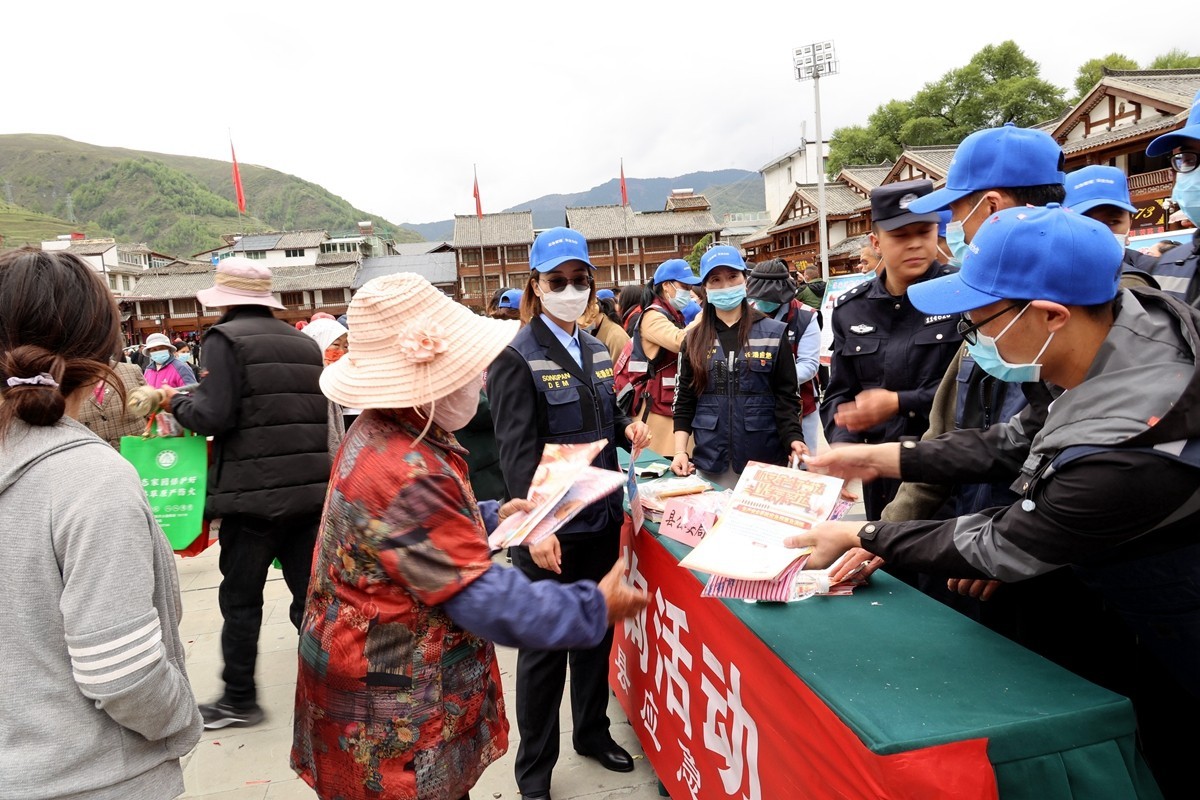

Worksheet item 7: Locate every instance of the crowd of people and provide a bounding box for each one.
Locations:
[2,93,1199,800]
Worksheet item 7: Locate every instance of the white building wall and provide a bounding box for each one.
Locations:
[761,138,830,222]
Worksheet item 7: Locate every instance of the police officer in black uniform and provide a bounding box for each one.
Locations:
[821,180,962,520]
[487,227,652,800]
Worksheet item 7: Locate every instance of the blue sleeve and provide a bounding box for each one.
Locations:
[444,563,609,649]
[795,314,821,383]
[173,359,198,385]
[479,500,500,534]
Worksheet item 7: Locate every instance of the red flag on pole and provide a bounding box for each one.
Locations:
[473,166,483,218]
[620,159,629,206]
[230,141,246,214]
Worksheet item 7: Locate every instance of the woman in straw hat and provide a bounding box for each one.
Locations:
[290,273,647,800]
[487,227,652,799]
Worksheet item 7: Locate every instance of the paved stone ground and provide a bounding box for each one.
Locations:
[175,545,666,800]
[176,443,864,799]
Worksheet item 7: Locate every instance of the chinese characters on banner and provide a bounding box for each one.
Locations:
[611,520,1000,800]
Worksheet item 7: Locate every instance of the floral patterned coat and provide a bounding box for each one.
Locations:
[291,408,507,800]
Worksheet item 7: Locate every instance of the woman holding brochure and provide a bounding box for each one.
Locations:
[488,226,652,800]
[291,273,647,800]
[671,244,807,489]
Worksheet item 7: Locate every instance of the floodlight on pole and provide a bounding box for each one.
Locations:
[793,40,838,282]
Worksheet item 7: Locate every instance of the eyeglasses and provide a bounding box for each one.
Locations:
[539,275,594,293]
[1171,150,1198,174]
[956,303,1025,346]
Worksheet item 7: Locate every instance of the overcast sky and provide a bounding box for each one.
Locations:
[3,2,1192,225]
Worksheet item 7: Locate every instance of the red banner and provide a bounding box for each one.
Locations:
[620,159,629,207]
[230,142,246,214]
[613,522,998,800]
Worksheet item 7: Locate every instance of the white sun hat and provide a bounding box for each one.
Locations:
[320,272,519,409]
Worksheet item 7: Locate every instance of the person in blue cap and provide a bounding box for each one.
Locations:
[820,179,962,521]
[884,124,1066,528]
[790,204,1200,798]
[669,244,806,487]
[486,226,652,800]
[596,287,616,302]
[621,258,701,456]
[935,210,953,265]
[1146,89,1200,307]
[1063,164,1158,288]
[490,287,522,321]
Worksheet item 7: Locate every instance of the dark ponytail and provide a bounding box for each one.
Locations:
[0,248,122,437]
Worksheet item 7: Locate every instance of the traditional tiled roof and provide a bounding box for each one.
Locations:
[1061,116,1183,156]
[838,161,894,193]
[829,233,871,257]
[67,240,117,256]
[567,205,636,239]
[634,209,720,236]
[1100,69,1200,105]
[316,251,360,266]
[453,211,535,248]
[892,146,956,181]
[664,194,710,211]
[271,264,359,292]
[130,261,217,299]
[795,183,869,217]
[233,233,284,252]
[392,241,452,256]
[353,253,458,290]
[116,242,151,254]
[274,230,328,250]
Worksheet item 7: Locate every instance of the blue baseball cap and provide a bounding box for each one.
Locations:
[596,288,615,300]
[653,258,701,286]
[529,226,594,273]
[699,245,746,282]
[937,210,952,239]
[908,124,1066,214]
[497,288,522,309]
[908,205,1122,315]
[1064,165,1136,215]
[1147,90,1200,157]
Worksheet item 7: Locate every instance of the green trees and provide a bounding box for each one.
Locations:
[826,42,1067,177]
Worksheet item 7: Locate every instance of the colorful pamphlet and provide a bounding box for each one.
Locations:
[488,440,623,549]
[657,490,730,548]
[679,461,845,580]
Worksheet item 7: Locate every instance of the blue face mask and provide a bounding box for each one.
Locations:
[669,287,694,310]
[944,194,988,266]
[706,285,746,311]
[1172,168,1200,227]
[753,299,781,313]
[177,353,192,364]
[149,350,172,365]
[965,305,1054,383]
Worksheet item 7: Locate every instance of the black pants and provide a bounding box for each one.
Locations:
[511,527,619,795]
[217,513,319,707]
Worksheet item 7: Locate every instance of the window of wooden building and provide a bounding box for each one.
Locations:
[643,235,675,253]
[172,298,199,316]
[846,218,870,237]
[587,240,612,256]
[505,245,529,264]
[280,291,305,308]
[140,300,168,317]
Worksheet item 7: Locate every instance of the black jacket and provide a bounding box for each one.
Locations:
[171,305,329,520]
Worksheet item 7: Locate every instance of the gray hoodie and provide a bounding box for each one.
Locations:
[0,417,202,799]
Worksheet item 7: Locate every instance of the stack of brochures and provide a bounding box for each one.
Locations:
[636,474,712,522]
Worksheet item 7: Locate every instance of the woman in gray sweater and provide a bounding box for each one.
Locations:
[0,248,202,799]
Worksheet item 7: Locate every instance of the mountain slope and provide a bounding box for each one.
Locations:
[404,168,765,242]
[0,134,418,256]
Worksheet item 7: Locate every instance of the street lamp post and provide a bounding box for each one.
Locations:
[793,40,838,282]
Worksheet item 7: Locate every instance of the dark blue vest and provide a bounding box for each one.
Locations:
[1149,234,1200,306]
[690,317,787,475]
[509,322,622,535]
[953,354,1028,515]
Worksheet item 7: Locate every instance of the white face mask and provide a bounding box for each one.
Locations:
[431,374,483,433]
[540,285,591,322]
[1113,232,1128,250]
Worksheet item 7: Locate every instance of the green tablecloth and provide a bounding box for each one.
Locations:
[618,450,1162,799]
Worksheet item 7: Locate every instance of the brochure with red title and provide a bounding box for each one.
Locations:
[678,461,845,580]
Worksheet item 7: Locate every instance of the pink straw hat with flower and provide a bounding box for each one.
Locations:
[320,272,519,409]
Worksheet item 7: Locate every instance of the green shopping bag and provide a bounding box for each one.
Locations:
[120,432,209,549]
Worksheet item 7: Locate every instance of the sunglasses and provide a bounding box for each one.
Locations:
[956,303,1026,346]
[1171,150,1198,174]
[539,275,594,293]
